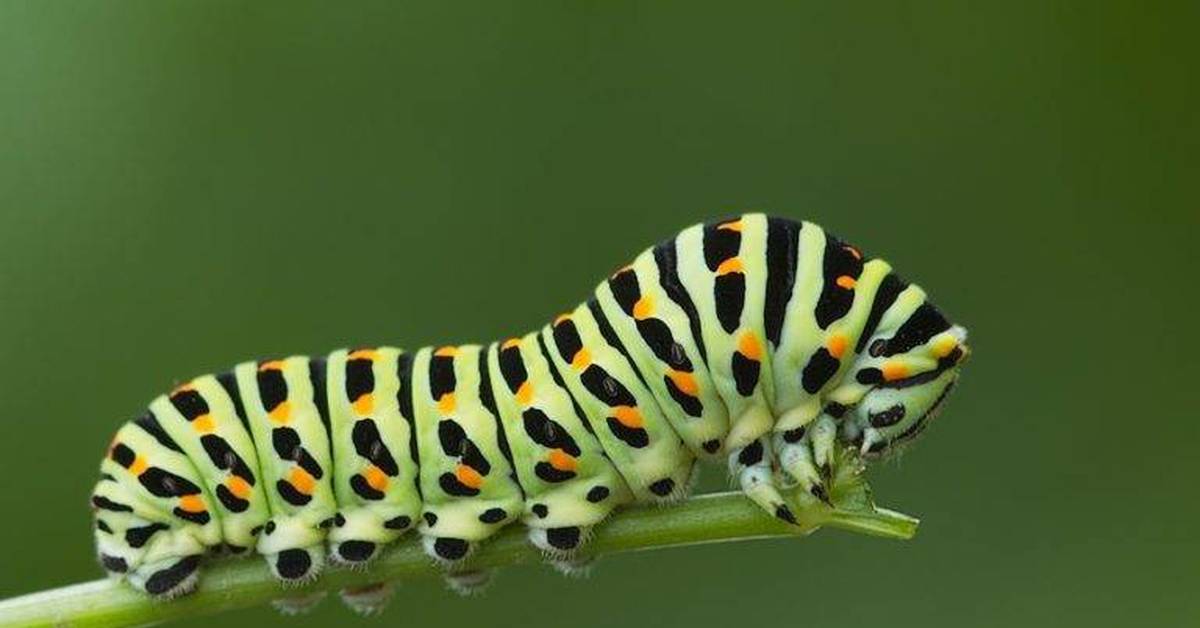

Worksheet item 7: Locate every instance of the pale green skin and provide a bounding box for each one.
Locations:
[90,213,969,599]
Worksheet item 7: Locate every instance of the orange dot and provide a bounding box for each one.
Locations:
[192,414,215,434]
[353,393,375,416]
[502,337,522,350]
[348,348,379,361]
[613,406,644,428]
[844,245,862,260]
[718,220,744,232]
[268,400,292,424]
[171,382,195,395]
[177,494,205,513]
[835,275,857,289]
[226,476,252,499]
[455,464,483,489]
[632,296,654,320]
[515,381,533,405]
[827,334,848,359]
[547,449,578,472]
[437,393,456,414]
[364,465,389,492]
[129,456,148,475]
[258,360,285,372]
[434,346,458,357]
[571,349,592,370]
[716,258,744,276]
[882,361,909,381]
[289,467,316,495]
[667,370,699,396]
[738,333,762,360]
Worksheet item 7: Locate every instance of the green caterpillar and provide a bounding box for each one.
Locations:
[90,214,969,609]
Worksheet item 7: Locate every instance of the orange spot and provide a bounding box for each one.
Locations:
[455,464,483,489]
[192,414,215,434]
[268,400,292,424]
[716,258,744,276]
[348,348,378,361]
[547,449,578,472]
[844,245,862,260]
[613,406,644,428]
[554,313,571,326]
[177,494,205,513]
[129,456,148,475]
[882,361,909,381]
[502,337,522,350]
[171,383,195,395]
[835,275,857,289]
[667,370,699,396]
[738,333,762,360]
[827,334,848,359]
[632,296,654,320]
[353,393,375,415]
[434,346,458,357]
[258,360,285,372]
[718,220,743,232]
[437,393,456,414]
[226,476,251,499]
[364,465,389,492]
[515,381,533,405]
[289,467,316,495]
[571,349,592,370]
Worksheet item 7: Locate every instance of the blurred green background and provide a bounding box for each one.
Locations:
[1,2,1195,627]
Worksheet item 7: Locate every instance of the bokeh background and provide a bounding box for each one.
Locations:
[1,2,1195,627]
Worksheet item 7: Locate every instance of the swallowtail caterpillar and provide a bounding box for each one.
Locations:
[90,214,969,610]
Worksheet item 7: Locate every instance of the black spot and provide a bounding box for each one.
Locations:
[429,351,457,401]
[256,365,288,413]
[91,495,132,512]
[385,515,411,530]
[351,474,386,500]
[649,478,675,496]
[702,439,721,454]
[109,443,135,467]
[215,484,250,512]
[139,467,202,499]
[775,505,797,525]
[737,441,764,467]
[101,554,128,573]
[801,348,840,394]
[264,521,276,534]
[546,526,581,550]
[423,512,438,527]
[586,486,610,503]
[856,368,883,385]
[95,519,113,534]
[522,408,581,455]
[535,462,576,483]
[274,549,312,580]
[606,416,649,448]
[478,508,507,524]
[226,544,248,554]
[169,388,210,420]
[144,555,200,595]
[171,507,210,525]
[345,356,376,404]
[250,525,264,536]
[869,404,907,427]
[125,523,168,548]
[824,402,848,418]
[531,503,549,518]
[201,435,254,484]
[663,374,703,417]
[439,472,481,497]
[338,541,376,563]
[782,426,807,443]
[731,351,760,396]
[276,480,312,506]
[434,537,469,561]
[814,234,864,329]
[714,272,746,334]
[335,513,346,526]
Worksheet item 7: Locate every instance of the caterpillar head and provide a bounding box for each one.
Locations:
[846,324,969,458]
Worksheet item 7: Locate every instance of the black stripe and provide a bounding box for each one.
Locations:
[215,371,251,433]
[764,217,800,345]
[536,331,596,437]
[478,345,515,469]
[856,273,908,353]
[588,298,651,391]
[308,357,330,436]
[133,411,183,454]
[653,240,708,365]
[395,352,419,471]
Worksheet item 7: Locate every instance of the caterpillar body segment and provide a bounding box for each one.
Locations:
[90,214,970,600]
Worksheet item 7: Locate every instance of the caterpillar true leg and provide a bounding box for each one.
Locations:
[728,436,797,524]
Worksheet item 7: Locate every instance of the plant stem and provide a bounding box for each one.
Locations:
[0,491,916,628]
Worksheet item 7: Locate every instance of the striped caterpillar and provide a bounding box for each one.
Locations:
[90,214,969,610]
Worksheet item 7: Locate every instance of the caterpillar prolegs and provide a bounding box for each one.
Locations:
[90,214,969,606]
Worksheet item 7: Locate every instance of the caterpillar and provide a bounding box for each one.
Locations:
[90,214,969,609]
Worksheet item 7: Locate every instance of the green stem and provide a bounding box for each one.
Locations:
[0,491,916,628]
